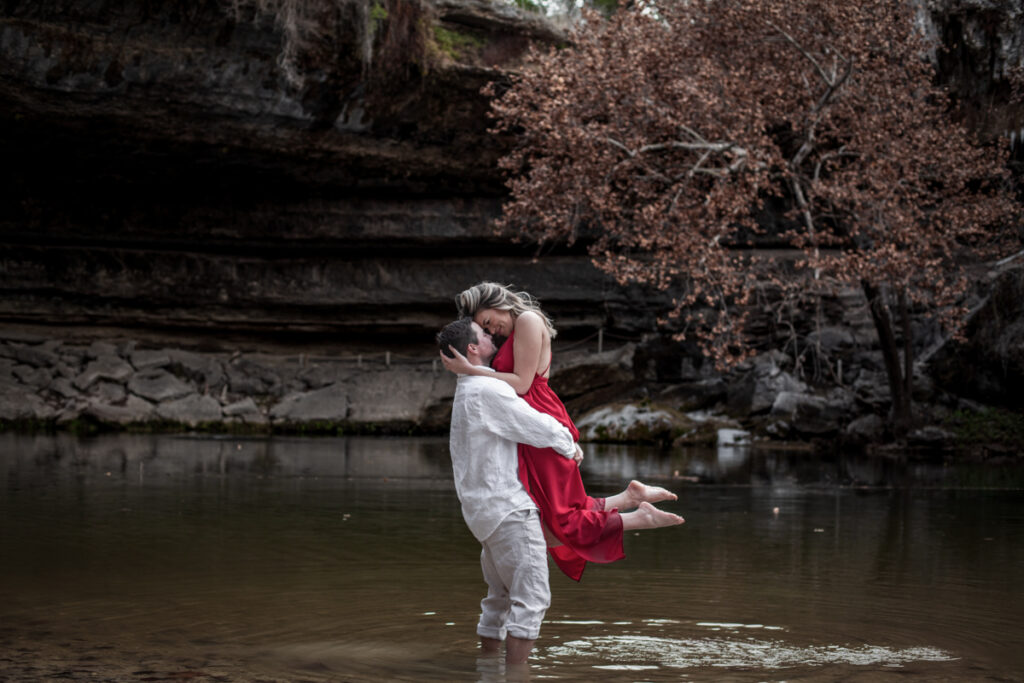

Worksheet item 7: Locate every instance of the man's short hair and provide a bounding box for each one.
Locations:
[437,317,478,359]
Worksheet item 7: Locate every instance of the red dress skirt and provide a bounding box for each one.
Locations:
[493,330,624,581]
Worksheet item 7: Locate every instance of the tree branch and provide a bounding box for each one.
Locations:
[813,146,858,181]
[767,20,831,85]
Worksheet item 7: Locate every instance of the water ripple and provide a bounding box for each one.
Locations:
[546,634,956,670]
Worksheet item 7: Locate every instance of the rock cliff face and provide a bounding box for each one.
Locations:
[2,0,1021,344]
[924,0,1024,144]
[0,0,666,349]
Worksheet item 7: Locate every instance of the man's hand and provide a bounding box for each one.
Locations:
[573,444,585,466]
[440,346,474,375]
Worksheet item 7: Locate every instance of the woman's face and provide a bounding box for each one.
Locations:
[473,308,513,338]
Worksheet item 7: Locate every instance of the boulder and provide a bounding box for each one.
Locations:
[55,399,88,424]
[727,352,807,415]
[806,325,856,352]
[167,350,227,393]
[436,0,565,43]
[226,357,280,396]
[13,365,52,389]
[298,363,350,390]
[223,397,267,424]
[130,349,171,371]
[83,394,154,424]
[550,343,635,400]
[770,391,842,436]
[226,368,266,396]
[86,341,118,359]
[271,384,349,423]
[633,338,705,383]
[346,368,454,424]
[128,369,193,402]
[47,376,80,400]
[92,380,127,405]
[0,342,59,368]
[73,355,134,390]
[156,394,223,426]
[851,370,892,409]
[907,425,956,448]
[0,386,55,421]
[53,361,77,379]
[657,378,729,411]
[60,348,87,368]
[577,402,696,442]
[117,340,137,357]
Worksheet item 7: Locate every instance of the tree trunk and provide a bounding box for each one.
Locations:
[862,281,913,434]
[899,289,914,422]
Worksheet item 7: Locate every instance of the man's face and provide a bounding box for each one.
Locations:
[470,322,497,363]
[473,307,513,338]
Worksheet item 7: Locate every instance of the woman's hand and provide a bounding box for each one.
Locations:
[440,346,476,375]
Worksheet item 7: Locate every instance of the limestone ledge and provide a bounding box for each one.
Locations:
[0,335,457,433]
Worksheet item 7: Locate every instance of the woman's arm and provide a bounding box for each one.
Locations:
[509,311,544,392]
[438,311,547,395]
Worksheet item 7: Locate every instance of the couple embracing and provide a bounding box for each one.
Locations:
[437,282,684,666]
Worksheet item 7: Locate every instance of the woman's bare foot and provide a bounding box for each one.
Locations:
[628,480,677,505]
[604,480,678,512]
[621,502,685,531]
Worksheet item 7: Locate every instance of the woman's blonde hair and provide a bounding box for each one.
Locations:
[455,282,557,339]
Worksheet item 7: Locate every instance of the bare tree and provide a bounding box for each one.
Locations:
[486,0,1021,433]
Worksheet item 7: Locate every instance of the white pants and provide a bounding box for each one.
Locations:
[477,508,551,641]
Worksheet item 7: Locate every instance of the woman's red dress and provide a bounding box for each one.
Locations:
[492,330,624,581]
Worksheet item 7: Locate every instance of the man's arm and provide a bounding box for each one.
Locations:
[475,379,577,458]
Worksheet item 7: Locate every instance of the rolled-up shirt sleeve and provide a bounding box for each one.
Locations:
[476,380,576,458]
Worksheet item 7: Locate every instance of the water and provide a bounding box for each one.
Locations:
[1,433,1022,681]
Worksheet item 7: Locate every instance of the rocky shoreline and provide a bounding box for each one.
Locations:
[0,328,457,435]
[2,320,1020,457]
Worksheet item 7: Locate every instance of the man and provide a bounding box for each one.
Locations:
[437,317,582,666]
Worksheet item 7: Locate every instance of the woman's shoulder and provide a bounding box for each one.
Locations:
[515,310,547,334]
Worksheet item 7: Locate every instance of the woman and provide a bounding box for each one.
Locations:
[440,282,683,581]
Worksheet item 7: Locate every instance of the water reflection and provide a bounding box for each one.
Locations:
[583,441,1024,490]
[1,434,1022,681]
[3,433,454,485]
[6,433,1023,491]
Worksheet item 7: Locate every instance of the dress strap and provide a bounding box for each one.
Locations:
[538,353,552,377]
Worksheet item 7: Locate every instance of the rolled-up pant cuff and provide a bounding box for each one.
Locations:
[477,624,506,640]
[506,625,540,640]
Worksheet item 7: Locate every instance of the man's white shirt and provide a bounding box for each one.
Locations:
[449,370,576,542]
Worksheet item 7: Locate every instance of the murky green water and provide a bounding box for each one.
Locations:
[1,434,1022,681]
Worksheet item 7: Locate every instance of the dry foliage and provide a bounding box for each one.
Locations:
[487,0,1022,423]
